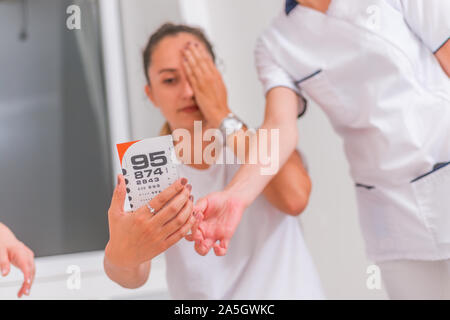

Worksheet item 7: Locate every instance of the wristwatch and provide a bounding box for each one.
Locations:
[219,113,245,145]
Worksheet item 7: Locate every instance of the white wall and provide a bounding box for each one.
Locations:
[119,0,183,140]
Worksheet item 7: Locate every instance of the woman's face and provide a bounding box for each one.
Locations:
[145,32,209,132]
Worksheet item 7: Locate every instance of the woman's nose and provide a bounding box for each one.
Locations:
[181,79,195,99]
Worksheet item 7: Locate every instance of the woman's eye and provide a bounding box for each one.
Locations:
[163,78,176,84]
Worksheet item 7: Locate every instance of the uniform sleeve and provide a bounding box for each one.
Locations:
[396,0,450,53]
[254,36,308,118]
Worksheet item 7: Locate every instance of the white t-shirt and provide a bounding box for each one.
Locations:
[164,147,324,299]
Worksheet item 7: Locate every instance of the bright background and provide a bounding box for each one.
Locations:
[0,0,387,299]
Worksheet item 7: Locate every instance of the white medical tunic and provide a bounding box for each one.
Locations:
[255,0,450,262]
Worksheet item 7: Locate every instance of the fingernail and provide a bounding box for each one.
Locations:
[186,184,192,191]
[181,178,188,186]
[26,278,31,284]
[25,289,30,296]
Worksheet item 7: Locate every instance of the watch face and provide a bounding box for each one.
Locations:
[224,117,243,131]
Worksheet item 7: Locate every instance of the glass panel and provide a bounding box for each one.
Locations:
[0,0,112,257]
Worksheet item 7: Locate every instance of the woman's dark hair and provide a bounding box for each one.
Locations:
[142,22,216,84]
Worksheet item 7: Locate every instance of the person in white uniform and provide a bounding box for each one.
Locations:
[103,23,324,299]
[187,0,450,299]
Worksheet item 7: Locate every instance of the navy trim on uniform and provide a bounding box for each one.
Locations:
[266,84,308,119]
[356,183,375,190]
[298,96,308,119]
[411,161,450,183]
[266,84,307,118]
[295,69,323,85]
[433,37,450,54]
[285,0,298,15]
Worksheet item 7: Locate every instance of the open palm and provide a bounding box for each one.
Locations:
[186,191,246,256]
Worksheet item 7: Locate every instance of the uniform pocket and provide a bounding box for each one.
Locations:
[355,185,394,251]
[411,163,450,245]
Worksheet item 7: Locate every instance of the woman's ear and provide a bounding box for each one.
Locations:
[145,84,158,107]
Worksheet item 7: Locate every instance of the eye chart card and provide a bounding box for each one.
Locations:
[117,135,180,211]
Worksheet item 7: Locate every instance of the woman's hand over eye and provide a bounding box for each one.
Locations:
[182,42,231,129]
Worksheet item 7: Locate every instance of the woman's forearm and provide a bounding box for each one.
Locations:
[262,150,312,215]
[103,243,151,289]
[224,87,300,208]
[228,127,311,214]
[103,256,151,289]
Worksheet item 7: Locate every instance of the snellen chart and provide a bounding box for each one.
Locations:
[117,135,180,211]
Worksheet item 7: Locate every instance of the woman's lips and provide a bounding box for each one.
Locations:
[180,105,199,113]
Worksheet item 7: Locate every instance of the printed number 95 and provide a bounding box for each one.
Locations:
[131,151,167,170]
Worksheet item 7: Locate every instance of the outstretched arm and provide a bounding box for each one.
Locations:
[224,87,300,208]
[187,87,300,256]
[183,42,310,216]
[229,126,311,216]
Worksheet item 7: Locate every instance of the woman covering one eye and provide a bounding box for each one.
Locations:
[103,23,324,299]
